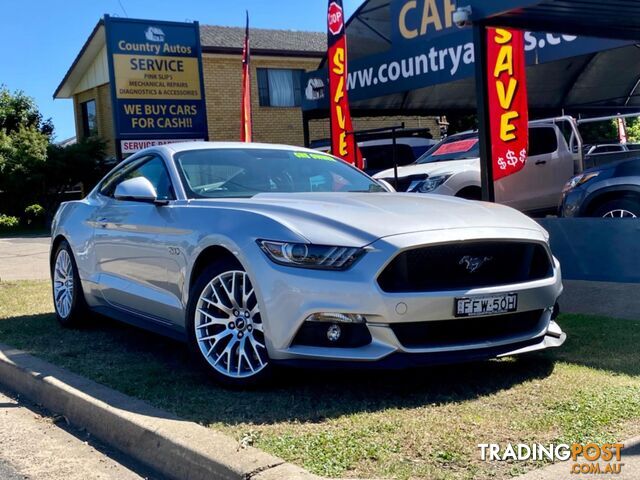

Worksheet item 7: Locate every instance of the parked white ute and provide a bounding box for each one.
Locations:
[374,121,581,215]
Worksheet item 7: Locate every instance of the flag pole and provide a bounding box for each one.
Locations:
[240,10,253,142]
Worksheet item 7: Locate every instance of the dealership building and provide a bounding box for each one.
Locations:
[54,15,440,159]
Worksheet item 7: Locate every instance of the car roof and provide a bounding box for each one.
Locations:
[157,141,323,155]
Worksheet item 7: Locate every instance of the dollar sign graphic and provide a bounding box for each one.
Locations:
[506,150,518,167]
[498,157,507,170]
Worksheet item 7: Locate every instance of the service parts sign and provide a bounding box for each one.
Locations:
[104,16,208,154]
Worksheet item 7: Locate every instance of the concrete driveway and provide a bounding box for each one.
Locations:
[0,236,51,281]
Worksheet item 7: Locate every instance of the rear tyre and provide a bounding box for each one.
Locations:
[592,198,640,218]
[186,258,272,388]
[51,240,88,327]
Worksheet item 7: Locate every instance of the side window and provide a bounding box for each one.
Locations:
[100,156,175,200]
[528,127,558,157]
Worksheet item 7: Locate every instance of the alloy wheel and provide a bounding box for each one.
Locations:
[194,270,268,378]
[602,209,637,218]
[53,250,74,319]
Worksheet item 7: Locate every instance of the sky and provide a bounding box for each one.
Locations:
[1,0,362,142]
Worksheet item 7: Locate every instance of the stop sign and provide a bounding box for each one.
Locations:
[328,2,344,36]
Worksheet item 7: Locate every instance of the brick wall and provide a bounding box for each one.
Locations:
[202,53,321,146]
[73,84,116,157]
[71,55,441,154]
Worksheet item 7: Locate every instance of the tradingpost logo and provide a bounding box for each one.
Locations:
[478,443,625,475]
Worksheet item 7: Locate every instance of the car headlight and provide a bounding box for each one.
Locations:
[562,172,599,193]
[413,174,451,193]
[258,240,365,270]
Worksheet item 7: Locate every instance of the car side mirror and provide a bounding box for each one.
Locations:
[114,177,158,203]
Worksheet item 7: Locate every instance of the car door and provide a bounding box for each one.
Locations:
[92,154,185,325]
[495,125,560,212]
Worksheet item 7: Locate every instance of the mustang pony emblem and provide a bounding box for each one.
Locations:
[458,255,493,273]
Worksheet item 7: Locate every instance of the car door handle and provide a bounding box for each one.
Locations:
[535,160,547,165]
[97,217,108,228]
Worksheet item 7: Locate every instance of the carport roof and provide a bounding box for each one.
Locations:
[311,0,640,115]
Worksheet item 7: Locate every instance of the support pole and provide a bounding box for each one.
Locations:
[473,22,495,202]
[302,111,311,148]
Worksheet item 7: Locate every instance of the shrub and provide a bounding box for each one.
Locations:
[0,214,20,230]
[24,203,45,225]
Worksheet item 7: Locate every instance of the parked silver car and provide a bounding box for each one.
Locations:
[51,142,565,386]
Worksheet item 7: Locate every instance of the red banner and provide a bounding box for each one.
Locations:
[240,12,252,143]
[487,28,528,181]
[327,0,362,168]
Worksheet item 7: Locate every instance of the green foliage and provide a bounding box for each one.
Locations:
[0,86,53,216]
[44,137,109,205]
[24,203,45,226]
[579,119,618,145]
[0,86,53,136]
[0,214,19,230]
[0,86,109,218]
[625,116,640,143]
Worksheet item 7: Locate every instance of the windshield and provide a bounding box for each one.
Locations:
[174,148,385,198]
[416,133,479,164]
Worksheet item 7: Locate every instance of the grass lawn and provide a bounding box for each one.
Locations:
[1,280,639,480]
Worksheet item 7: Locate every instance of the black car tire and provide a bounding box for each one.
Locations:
[592,197,640,218]
[51,240,89,327]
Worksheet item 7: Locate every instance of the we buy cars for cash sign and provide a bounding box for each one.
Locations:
[487,28,529,181]
[327,0,362,168]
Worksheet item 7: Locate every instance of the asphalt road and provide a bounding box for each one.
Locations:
[0,388,160,480]
[0,236,50,281]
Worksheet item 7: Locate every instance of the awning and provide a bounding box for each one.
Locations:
[303,0,640,116]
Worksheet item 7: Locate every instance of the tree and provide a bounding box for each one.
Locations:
[0,87,52,215]
[0,86,109,220]
[578,119,617,145]
[43,137,109,213]
[625,116,640,143]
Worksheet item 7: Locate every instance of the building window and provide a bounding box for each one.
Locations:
[257,69,303,107]
[80,100,98,137]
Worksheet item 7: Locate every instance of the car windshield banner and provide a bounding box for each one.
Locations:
[487,28,528,181]
[327,0,362,168]
[104,16,208,156]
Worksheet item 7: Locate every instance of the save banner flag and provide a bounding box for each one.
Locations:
[327,0,362,168]
[240,11,253,143]
[487,28,529,181]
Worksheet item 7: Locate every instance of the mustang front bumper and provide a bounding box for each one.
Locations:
[241,227,565,365]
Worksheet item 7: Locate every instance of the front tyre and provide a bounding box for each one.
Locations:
[187,259,271,387]
[593,198,640,218]
[51,240,88,327]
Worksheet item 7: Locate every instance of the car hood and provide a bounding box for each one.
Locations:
[188,193,545,247]
[374,158,479,180]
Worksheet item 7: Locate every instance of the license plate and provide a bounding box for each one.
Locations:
[455,293,518,317]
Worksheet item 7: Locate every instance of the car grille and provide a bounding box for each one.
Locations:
[377,241,553,293]
[391,310,546,349]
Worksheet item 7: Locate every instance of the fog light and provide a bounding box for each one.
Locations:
[305,312,366,323]
[326,324,342,342]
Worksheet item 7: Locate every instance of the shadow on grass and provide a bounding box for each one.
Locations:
[1,311,636,428]
[0,311,554,427]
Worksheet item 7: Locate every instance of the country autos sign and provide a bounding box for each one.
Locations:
[104,16,208,156]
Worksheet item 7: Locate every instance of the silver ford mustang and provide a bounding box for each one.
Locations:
[50,142,565,386]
